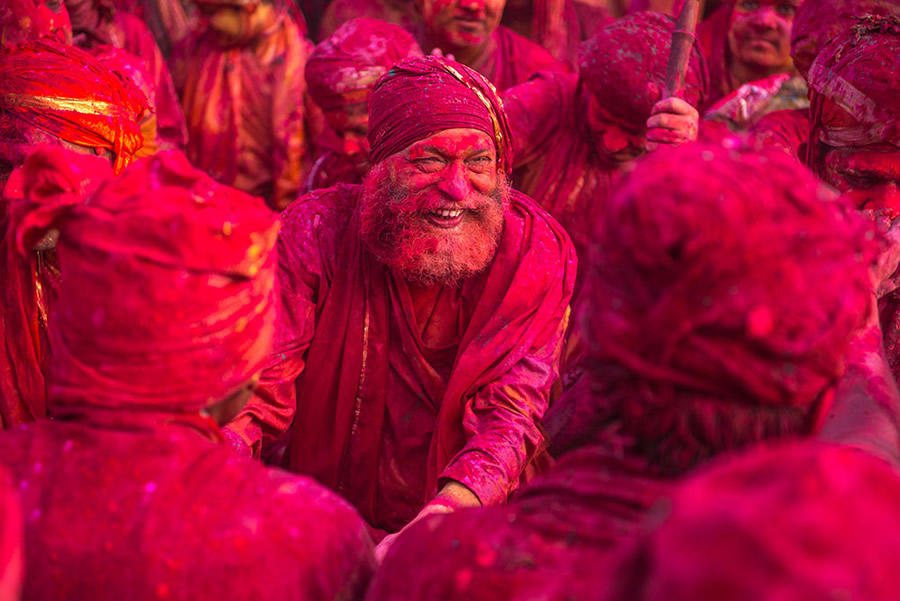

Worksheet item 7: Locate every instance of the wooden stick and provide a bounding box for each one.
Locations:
[663,0,702,98]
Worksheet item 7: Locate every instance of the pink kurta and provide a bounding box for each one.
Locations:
[225,184,576,535]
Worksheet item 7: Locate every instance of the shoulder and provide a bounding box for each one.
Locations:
[495,26,571,73]
[278,184,360,262]
[371,506,554,601]
[167,447,376,598]
[504,190,576,268]
[503,71,579,114]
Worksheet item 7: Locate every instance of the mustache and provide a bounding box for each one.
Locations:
[384,177,510,217]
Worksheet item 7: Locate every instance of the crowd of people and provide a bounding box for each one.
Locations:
[0,0,899,598]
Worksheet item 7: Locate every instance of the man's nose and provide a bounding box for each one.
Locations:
[749,5,779,29]
[437,161,472,202]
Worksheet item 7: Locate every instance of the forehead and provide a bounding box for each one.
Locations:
[402,128,495,156]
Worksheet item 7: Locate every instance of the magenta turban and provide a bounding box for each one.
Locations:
[367,55,514,173]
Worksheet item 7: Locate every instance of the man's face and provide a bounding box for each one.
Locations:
[418,0,506,52]
[728,0,800,73]
[324,100,371,174]
[586,93,647,163]
[823,145,900,216]
[359,127,509,286]
[197,1,276,44]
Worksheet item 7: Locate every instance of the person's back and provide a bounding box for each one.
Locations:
[0,147,376,599]
[0,420,373,600]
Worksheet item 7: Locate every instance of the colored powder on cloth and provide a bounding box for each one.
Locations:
[551,142,877,472]
[15,149,277,417]
[306,17,423,110]
[606,442,900,601]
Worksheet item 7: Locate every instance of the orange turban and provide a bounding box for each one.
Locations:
[0,40,145,173]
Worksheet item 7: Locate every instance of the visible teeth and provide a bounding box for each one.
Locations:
[433,209,463,219]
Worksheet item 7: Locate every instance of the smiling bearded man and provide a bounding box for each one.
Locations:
[223,55,577,560]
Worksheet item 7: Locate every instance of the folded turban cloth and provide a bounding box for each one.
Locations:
[367,55,514,174]
[578,143,877,473]
[0,40,145,174]
[607,442,900,601]
[790,0,900,79]
[306,17,423,111]
[806,15,900,173]
[578,11,708,130]
[15,149,279,415]
[0,0,72,46]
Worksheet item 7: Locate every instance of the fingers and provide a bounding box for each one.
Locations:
[646,97,699,146]
[651,96,697,117]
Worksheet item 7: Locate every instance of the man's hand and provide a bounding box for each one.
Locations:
[373,480,480,564]
[646,96,699,147]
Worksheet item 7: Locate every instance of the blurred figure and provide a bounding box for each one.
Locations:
[305,18,423,190]
[499,0,595,65]
[319,0,417,40]
[65,0,187,150]
[0,0,72,45]
[414,0,571,91]
[698,0,802,111]
[804,16,900,386]
[0,148,377,600]
[750,0,900,160]
[0,40,145,430]
[504,11,705,290]
[172,0,314,210]
[606,442,900,601]
[368,143,880,601]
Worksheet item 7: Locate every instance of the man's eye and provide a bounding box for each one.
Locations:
[468,156,492,166]
[738,0,759,10]
[414,158,443,171]
[776,3,796,16]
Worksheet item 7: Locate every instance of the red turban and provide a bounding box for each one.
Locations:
[0,0,72,46]
[578,11,708,130]
[608,442,900,601]
[367,55,514,173]
[306,17,423,111]
[576,143,877,473]
[15,149,279,416]
[806,15,900,174]
[790,0,900,78]
[0,40,145,174]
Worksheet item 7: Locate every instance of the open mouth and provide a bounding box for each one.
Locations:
[425,208,465,228]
